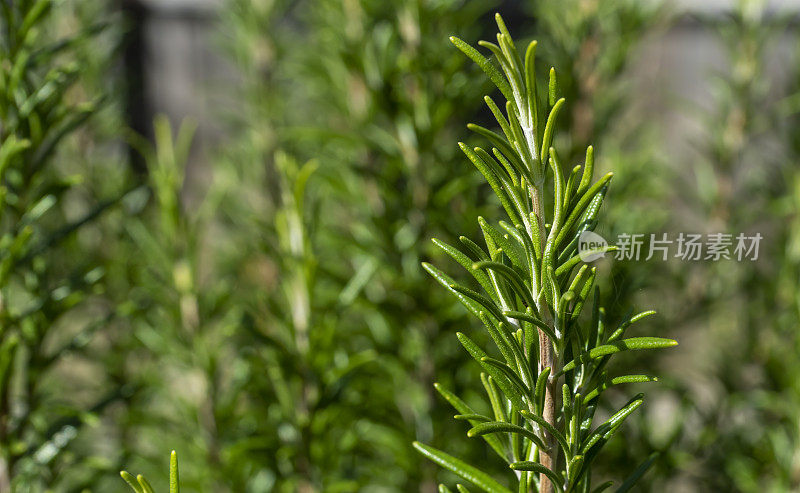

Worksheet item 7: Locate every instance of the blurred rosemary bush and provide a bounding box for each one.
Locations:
[4,0,800,492]
[0,0,133,490]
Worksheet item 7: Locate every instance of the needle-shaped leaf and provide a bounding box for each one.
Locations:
[473,261,533,307]
[615,453,658,492]
[137,476,155,493]
[509,461,563,489]
[561,337,678,373]
[434,238,496,297]
[480,356,531,398]
[170,450,179,493]
[436,383,507,459]
[458,332,526,409]
[584,375,659,402]
[582,394,644,453]
[460,235,490,261]
[467,124,524,173]
[519,409,569,455]
[451,283,505,321]
[450,36,514,104]
[554,173,614,249]
[423,262,482,317]
[503,311,556,343]
[460,143,523,225]
[455,414,493,423]
[577,145,595,197]
[413,442,513,493]
[120,471,143,493]
[478,217,526,271]
[468,421,545,450]
[606,310,658,343]
[591,481,614,493]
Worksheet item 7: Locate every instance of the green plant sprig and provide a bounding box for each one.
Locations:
[121,450,180,493]
[414,14,677,493]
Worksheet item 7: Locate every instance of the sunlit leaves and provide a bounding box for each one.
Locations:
[121,451,180,493]
[416,11,676,493]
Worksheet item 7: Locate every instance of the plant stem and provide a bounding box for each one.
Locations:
[531,183,558,493]
[537,316,558,493]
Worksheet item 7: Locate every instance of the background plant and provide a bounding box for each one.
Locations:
[0,1,133,490]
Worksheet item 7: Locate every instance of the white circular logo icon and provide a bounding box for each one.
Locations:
[578,231,608,262]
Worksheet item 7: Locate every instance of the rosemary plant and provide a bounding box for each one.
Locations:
[414,15,677,492]
[0,1,128,489]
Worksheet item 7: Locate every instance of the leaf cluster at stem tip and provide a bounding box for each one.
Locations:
[416,12,677,493]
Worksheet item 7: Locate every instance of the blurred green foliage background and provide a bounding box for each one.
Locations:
[2,0,800,491]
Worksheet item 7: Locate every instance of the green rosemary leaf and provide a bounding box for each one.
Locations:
[457,484,473,493]
[577,145,595,197]
[482,373,509,423]
[450,36,514,103]
[467,124,522,172]
[570,267,597,322]
[615,453,658,492]
[564,164,581,210]
[509,461,563,489]
[413,441,513,493]
[479,40,522,103]
[556,246,616,278]
[0,135,31,175]
[567,455,585,485]
[468,421,545,450]
[434,238,496,298]
[440,485,454,493]
[460,143,523,225]
[476,145,528,187]
[484,95,514,146]
[561,337,678,373]
[504,311,557,344]
[584,375,658,402]
[548,67,557,107]
[137,476,155,493]
[455,414,492,422]
[450,283,505,321]
[458,332,526,409]
[519,409,570,455]
[460,235,490,261]
[606,311,658,343]
[554,173,614,249]
[422,262,482,317]
[582,394,644,453]
[120,471,143,493]
[478,217,526,272]
[534,367,551,415]
[479,311,516,367]
[481,356,532,398]
[495,14,522,72]
[549,149,566,230]
[524,40,538,134]
[540,98,565,171]
[591,481,614,493]
[170,450,179,493]
[473,261,533,307]
[436,383,507,459]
